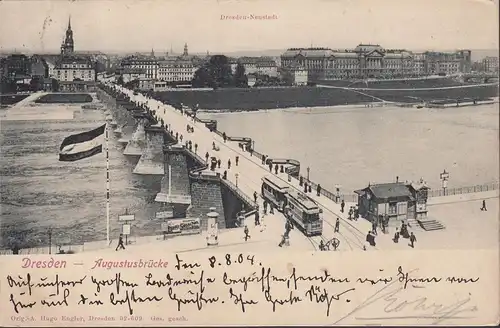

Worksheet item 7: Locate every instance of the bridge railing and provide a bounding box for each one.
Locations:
[219,177,258,217]
[427,181,499,198]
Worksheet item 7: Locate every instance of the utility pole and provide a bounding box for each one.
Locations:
[48,228,53,255]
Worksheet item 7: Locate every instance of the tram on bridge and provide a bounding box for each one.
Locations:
[261,175,323,236]
[261,175,290,212]
[284,190,323,236]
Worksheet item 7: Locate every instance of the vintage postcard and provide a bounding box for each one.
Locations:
[0,0,498,326]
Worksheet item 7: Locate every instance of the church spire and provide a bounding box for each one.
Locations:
[183,43,188,56]
[68,15,72,30]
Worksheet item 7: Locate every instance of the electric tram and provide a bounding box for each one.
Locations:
[261,175,290,212]
[284,189,323,236]
[261,175,323,236]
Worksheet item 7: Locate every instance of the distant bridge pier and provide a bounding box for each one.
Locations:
[133,126,165,175]
[123,116,148,157]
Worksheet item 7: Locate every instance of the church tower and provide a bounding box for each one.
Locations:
[60,16,74,56]
[183,43,188,56]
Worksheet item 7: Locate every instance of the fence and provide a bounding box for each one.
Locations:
[427,181,499,198]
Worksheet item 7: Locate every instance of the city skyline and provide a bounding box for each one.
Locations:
[0,0,498,55]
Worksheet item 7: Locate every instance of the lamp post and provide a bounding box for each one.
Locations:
[235,173,239,187]
[48,228,53,255]
[307,167,310,181]
[335,184,341,203]
[440,169,450,196]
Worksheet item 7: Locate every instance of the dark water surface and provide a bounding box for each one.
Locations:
[1,108,162,249]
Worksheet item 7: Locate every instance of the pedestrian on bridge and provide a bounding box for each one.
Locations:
[409,232,417,248]
[299,176,304,186]
[255,211,260,226]
[480,199,487,211]
[244,226,250,241]
[304,182,308,193]
[269,202,274,214]
[205,152,209,163]
[115,234,126,251]
[253,191,258,203]
[235,156,239,166]
[340,200,345,213]
[263,200,268,215]
[176,132,179,140]
[274,164,279,174]
[308,185,312,193]
[180,134,183,142]
[223,132,227,143]
[268,161,273,172]
[217,159,221,169]
[393,228,400,243]
[335,218,340,232]
[228,159,232,169]
[261,155,265,165]
[317,184,322,196]
[372,220,378,235]
[194,143,198,153]
[223,170,227,179]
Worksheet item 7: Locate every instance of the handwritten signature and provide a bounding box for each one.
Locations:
[334,270,478,324]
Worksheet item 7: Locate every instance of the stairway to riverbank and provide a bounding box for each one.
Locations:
[417,219,446,231]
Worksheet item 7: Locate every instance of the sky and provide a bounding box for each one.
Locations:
[0,0,498,54]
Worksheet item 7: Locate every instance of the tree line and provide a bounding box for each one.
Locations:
[192,55,248,88]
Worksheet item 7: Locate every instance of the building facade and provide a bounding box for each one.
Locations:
[157,44,202,82]
[230,57,278,77]
[53,56,96,82]
[1,54,32,78]
[121,53,159,80]
[281,44,472,81]
[118,68,147,83]
[482,56,499,73]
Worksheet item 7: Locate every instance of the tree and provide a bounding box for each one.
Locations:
[234,62,247,87]
[208,55,233,87]
[192,66,214,88]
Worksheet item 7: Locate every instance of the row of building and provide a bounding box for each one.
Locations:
[115,44,483,88]
[280,45,473,80]
[2,16,496,91]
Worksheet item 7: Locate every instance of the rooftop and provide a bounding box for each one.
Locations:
[355,182,414,200]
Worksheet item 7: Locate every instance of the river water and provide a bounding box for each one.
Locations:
[0,105,162,249]
[0,101,498,249]
[199,103,499,193]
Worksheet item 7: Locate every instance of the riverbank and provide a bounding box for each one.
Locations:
[155,82,499,111]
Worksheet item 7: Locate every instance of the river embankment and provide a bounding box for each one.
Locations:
[154,78,499,111]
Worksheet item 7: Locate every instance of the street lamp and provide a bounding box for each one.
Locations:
[335,184,341,202]
[307,167,310,181]
[235,173,239,187]
[440,169,450,196]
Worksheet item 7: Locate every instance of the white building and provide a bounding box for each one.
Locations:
[53,56,96,82]
[157,44,204,82]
